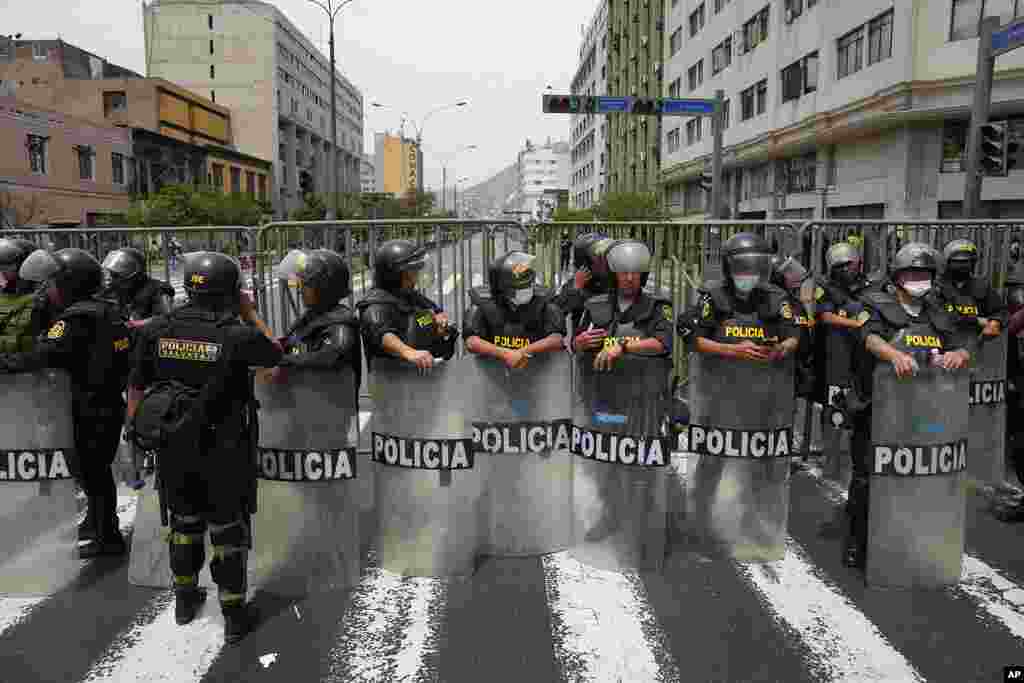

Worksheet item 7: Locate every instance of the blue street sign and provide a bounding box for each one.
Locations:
[596,96,631,113]
[992,20,1024,53]
[662,98,716,115]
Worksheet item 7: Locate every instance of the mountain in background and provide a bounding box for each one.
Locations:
[442,162,518,218]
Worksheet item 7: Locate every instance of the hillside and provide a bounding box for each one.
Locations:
[456,162,519,217]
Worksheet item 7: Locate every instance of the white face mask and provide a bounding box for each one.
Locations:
[513,287,534,306]
[901,281,932,299]
[732,275,759,295]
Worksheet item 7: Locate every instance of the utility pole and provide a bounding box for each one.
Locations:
[963,16,1001,219]
[710,89,725,220]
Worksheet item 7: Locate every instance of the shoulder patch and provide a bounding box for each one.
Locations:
[814,286,824,301]
[46,320,66,340]
[700,296,712,321]
[857,310,871,323]
[781,303,794,320]
[662,304,673,322]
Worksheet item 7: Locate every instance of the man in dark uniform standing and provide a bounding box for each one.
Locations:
[771,254,816,399]
[843,243,971,568]
[127,251,281,642]
[0,238,49,352]
[101,246,175,328]
[0,248,135,557]
[554,232,610,331]
[998,290,1024,522]
[464,250,564,367]
[931,238,1004,340]
[356,239,457,372]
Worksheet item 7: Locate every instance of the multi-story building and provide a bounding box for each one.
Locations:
[373,133,423,198]
[360,155,375,193]
[570,0,610,209]
[606,0,666,194]
[0,38,272,205]
[514,139,570,222]
[660,0,1024,220]
[0,95,132,226]
[143,0,364,218]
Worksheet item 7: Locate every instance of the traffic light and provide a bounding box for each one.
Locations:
[299,170,313,196]
[980,121,1007,176]
[698,173,712,193]
[1008,130,1021,173]
[542,95,597,114]
[631,97,662,115]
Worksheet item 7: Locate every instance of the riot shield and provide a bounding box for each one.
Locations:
[967,334,1007,488]
[867,364,969,589]
[369,356,487,578]
[130,368,362,596]
[570,351,672,572]
[682,352,794,562]
[0,370,79,596]
[469,351,573,557]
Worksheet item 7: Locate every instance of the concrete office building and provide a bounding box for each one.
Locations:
[514,139,570,222]
[660,0,1024,220]
[570,0,610,209]
[143,0,364,218]
[360,155,375,193]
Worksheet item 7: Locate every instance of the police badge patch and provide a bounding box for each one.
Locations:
[701,298,712,320]
[814,286,824,301]
[46,321,65,340]
[781,303,793,320]
[857,310,871,323]
[662,305,673,322]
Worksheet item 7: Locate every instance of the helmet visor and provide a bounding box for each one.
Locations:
[18,249,61,284]
[505,254,538,290]
[607,242,652,274]
[101,250,143,279]
[728,252,772,280]
[274,249,312,288]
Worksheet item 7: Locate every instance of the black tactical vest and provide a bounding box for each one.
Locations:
[933,276,988,329]
[583,291,670,356]
[284,305,363,388]
[360,287,455,358]
[469,286,552,349]
[702,281,786,346]
[62,297,134,398]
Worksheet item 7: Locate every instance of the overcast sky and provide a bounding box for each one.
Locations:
[4,0,600,191]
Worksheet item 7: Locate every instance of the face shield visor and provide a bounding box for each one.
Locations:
[101,251,143,290]
[728,252,772,294]
[400,252,434,291]
[274,249,313,289]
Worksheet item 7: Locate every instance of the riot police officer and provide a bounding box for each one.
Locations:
[999,289,1024,522]
[356,239,457,371]
[554,232,611,330]
[844,243,971,568]
[101,246,175,328]
[771,254,816,398]
[932,238,1004,340]
[680,233,799,364]
[464,251,565,367]
[127,251,281,642]
[0,238,48,352]
[0,248,135,556]
[270,248,361,385]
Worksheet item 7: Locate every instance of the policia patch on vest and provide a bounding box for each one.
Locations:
[371,433,475,470]
[970,380,1006,406]
[0,449,73,481]
[472,419,572,455]
[570,426,670,467]
[492,335,530,350]
[872,439,968,476]
[257,448,356,482]
[158,338,223,362]
[677,425,792,458]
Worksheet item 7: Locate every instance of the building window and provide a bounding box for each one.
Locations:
[950,0,985,41]
[669,77,681,98]
[666,128,680,153]
[258,174,267,201]
[27,134,47,174]
[230,167,241,194]
[689,3,706,37]
[208,14,214,30]
[211,90,216,103]
[941,120,968,172]
[837,25,864,79]
[786,152,817,193]
[32,43,47,61]
[103,91,127,117]
[741,6,770,52]
[756,79,768,115]
[112,152,125,185]
[76,145,95,181]
[713,0,732,14]
[868,10,894,65]
[209,39,214,55]
[721,98,731,130]
[687,60,704,91]
[712,37,732,75]
[686,118,702,145]
[212,163,225,190]
[670,28,682,56]
[210,64,215,79]
[784,0,817,20]
[246,171,256,197]
[781,51,818,102]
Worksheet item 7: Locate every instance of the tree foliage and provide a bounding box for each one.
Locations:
[125,184,266,227]
[551,192,665,222]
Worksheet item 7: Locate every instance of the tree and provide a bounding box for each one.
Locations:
[594,191,664,221]
[125,184,264,227]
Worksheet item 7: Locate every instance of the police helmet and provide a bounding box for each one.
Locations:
[606,240,652,274]
[721,232,773,282]
[488,251,537,301]
[276,248,351,306]
[942,238,979,279]
[587,237,616,275]
[183,251,241,301]
[573,232,607,270]
[770,254,808,290]
[373,239,428,289]
[0,238,37,272]
[825,242,861,273]
[890,242,939,280]
[19,247,103,302]
[102,247,146,288]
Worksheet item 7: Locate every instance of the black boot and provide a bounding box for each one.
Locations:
[175,585,207,625]
[841,515,865,569]
[995,501,1024,523]
[80,499,126,558]
[222,603,256,645]
[77,496,98,543]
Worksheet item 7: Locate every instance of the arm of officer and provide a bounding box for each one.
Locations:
[360,302,422,362]
[815,286,863,330]
[126,327,155,421]
[771,302,801,359]
[462,304,506,361]
[624,303,671,356]
[861,310,916,377]
[277,322,358,370]
[690,293,760,360]
[0,315,82,374]
[524,301,566,355]
[235,325,285,368]
[237,289,279,348]
[979,285,1006,336]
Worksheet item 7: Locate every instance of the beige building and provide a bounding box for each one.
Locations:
[143,0,364,218]
[0,96,131,226]
[661,0,1024,220]
[374,133,423,198]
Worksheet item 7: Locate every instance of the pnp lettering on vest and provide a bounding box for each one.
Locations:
[0,450,72,481]
[258,448,356,482]
[569,426,669,467]
[872,439,968,476]
[678,425,792,458]
[371,433,475,470]
[472,419,572,455]
[969,380,1006,406]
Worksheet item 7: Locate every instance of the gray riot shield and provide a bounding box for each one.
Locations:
[469,351,573,557]
[369,356,487,578]
[867,364,969,589]
[682,352,795,562]
[967,334,1007,488]
[130,368,361,596]
[0,370,79,596]
[571,350,672,572]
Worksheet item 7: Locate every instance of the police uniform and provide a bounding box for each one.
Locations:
[771,255,816,398]
[0,239,47,353]
[129,251,281,642]
[0,248,135,555]
[691,281,799,353]
[101,247,175,322]
[576,290,674,357]
[554,233,611,330]
[464,285,563,351]
[813,273,874,415]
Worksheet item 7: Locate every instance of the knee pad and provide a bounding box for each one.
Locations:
[168,513,207,580]
[209,518,250,600]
